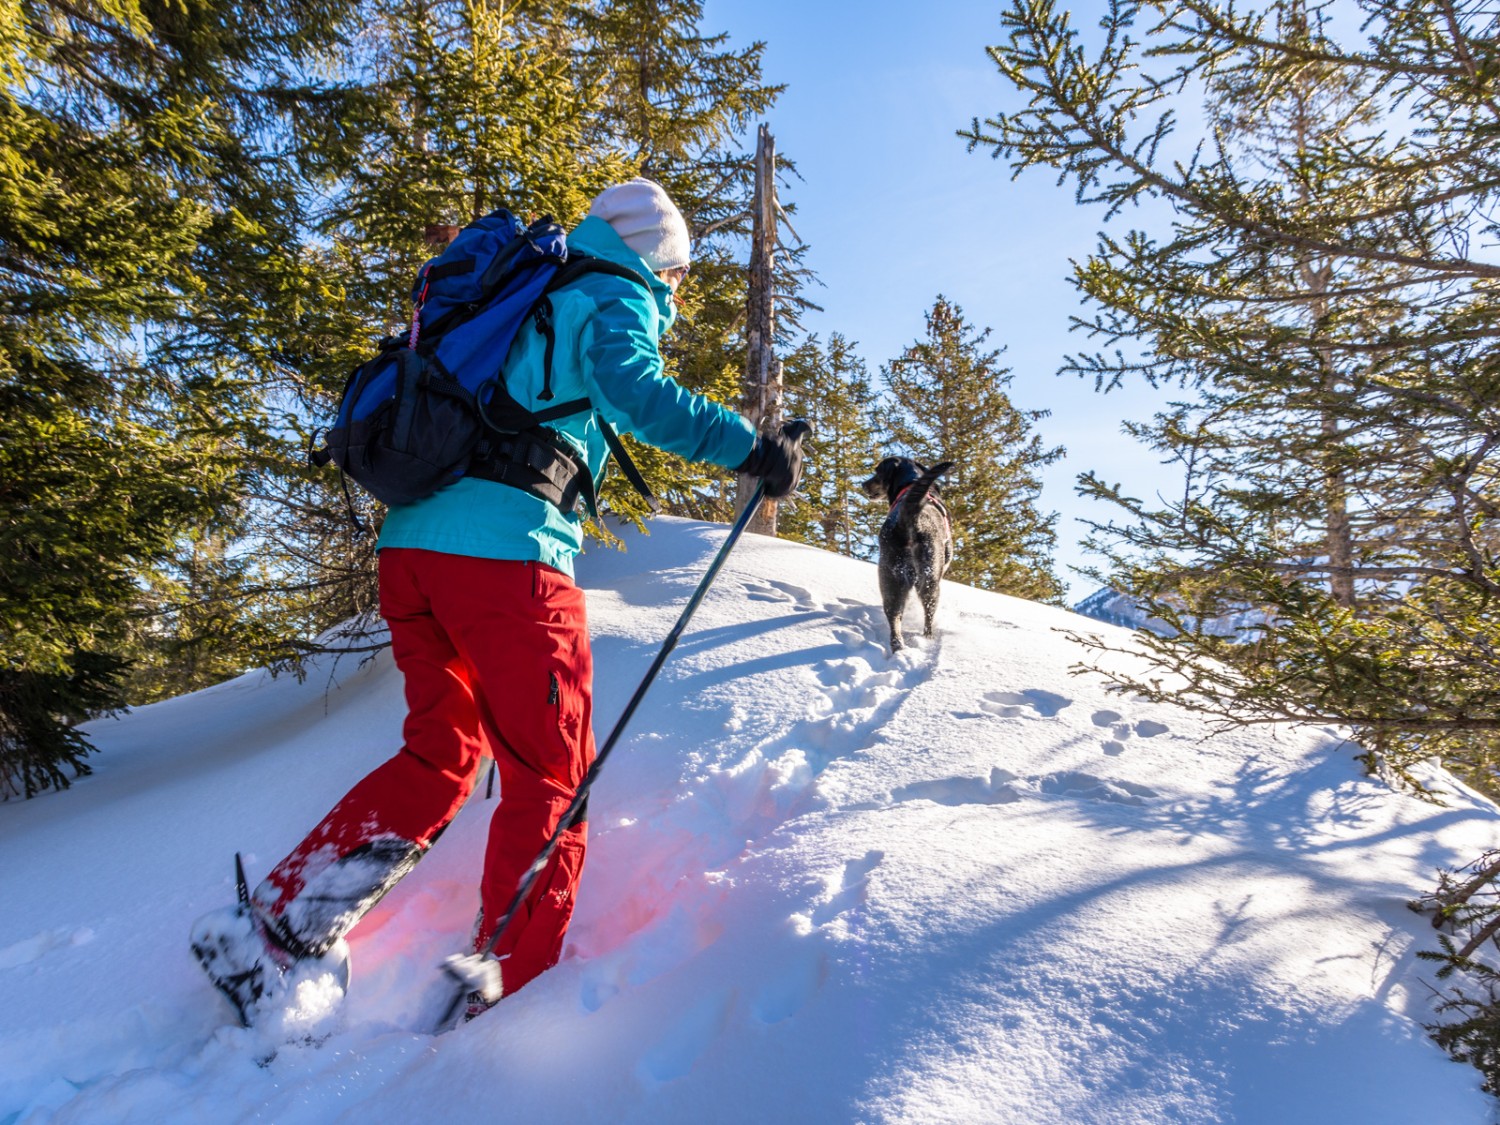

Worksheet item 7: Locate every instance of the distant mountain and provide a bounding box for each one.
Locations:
[1071,587,1169,634]
[1071,586,1266,640]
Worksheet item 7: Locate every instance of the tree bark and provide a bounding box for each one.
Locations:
[735,124,782,535]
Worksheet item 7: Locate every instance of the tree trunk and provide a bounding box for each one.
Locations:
[735,124,781,535]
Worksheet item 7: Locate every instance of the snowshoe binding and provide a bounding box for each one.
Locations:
[190,854,351,1032]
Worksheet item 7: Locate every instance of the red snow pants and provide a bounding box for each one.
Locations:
[255,548,594,998]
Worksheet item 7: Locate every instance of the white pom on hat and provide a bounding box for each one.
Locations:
[587,178,692,272]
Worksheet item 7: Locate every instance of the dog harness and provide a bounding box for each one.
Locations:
[891,484,951,528]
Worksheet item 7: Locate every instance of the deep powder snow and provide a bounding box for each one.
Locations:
[1,518,1494,1123]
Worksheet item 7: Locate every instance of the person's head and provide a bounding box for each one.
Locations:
[587,178,691,291]
[656,264,690,293]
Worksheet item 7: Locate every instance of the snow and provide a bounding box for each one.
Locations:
[2,516,1496,1123]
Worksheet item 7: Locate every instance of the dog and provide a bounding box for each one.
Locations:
[860,457,955,653]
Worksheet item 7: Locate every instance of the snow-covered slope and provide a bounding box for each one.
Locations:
[2,518,1494,1124]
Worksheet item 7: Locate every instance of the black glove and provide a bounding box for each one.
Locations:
[736,421,809,499]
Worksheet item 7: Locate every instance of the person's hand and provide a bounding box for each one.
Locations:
[736,420,810,499]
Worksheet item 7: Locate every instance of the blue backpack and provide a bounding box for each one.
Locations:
[314,209,656,516]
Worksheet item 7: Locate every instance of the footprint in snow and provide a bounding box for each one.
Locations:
[891,768,1021,808]
[740,579,818,610]
[826,601,889,652]
[0,926,95,970]
[742,579,788,604]
[579,959,624,1013]
[828,596,951,656]
[799,651,927,752]
[577,900,726,1012]
[752,949,827,1024]
[814,658,904,704]
[768,580,818,609]
[887,767,1157,809]
[1038,770,1159,807]
[810,850,883,926]
[1090,711,1172,756]
[832,625,871,652]
[982,689,1073,719]
[959,612,1019,631]
[635,988,735,1086]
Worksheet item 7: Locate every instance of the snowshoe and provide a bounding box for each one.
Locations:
[432,950,505,1031]
[190,854,351,1031]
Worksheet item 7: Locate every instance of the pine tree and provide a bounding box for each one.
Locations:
[780,333,883,558]
[970,6,1500,1068]
[239,0,629,661]
[964,0,1500,789]
[0,0,359,795]
[583,0,778,178]
[881,298,1065,602]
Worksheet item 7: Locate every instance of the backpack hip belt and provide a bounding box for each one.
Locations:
[467,430,595,515]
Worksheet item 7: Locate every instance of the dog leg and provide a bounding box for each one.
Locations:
[920,579,941,638]
[879,573,909,654]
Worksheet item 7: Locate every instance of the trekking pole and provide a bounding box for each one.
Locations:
[436,420,811,1031]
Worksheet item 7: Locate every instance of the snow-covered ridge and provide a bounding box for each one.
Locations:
[1,517,1493,1123]
[1073,585,1270,640]
[1072,585,1161,632]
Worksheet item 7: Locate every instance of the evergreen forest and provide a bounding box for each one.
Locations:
[1,0,1059,801]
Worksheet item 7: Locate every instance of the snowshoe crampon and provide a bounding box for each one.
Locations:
[191,902,352,1030]
[190,900,280,1026]
[190,855,352,1040]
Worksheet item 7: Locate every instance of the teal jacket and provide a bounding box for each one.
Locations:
[378,216,757,575]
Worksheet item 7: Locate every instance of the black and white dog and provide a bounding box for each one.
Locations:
[860,457,955,653]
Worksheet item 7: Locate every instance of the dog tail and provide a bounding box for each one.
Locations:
[896,460,954,530]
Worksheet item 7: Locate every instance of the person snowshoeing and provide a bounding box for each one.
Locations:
[190,177,804,1025]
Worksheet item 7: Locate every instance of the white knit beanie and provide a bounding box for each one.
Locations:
[587,178,692,272]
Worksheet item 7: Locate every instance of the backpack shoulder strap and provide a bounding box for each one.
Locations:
[526,255,661,513]
[546,255,650,296]
[596,417,661,515]
[532,257,648,403]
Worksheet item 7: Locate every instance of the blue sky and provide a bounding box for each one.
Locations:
[702,0,1181,596]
